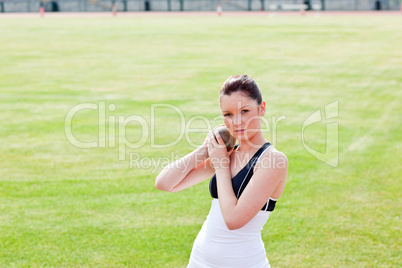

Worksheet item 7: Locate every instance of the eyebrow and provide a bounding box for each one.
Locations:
[222,105,251,113]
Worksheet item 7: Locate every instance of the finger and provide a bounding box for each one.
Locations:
[207,131,213,144]
[210,131,218,146]
[214,131,223,144]
[213,131,226,149]
[206,135,212,152]
[207,130,216,142]
[208,130,216,143]
[207,129,213,138]
[208,131,217,149]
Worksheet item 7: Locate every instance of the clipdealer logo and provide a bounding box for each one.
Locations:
[302,100,339,167]
[64,100,339,168]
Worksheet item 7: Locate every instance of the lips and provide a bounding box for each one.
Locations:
[234,129,246,133]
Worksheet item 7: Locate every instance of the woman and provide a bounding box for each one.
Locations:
[155,75,288,268]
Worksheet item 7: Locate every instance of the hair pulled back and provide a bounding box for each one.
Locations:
[220,75,262,105]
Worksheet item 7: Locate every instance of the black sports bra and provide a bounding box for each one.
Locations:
[209,142,277,212]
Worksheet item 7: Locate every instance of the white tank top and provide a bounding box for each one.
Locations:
[188,199,272,268]
[188,143,277,267]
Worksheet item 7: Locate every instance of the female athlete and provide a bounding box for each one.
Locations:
[155,74,288,268]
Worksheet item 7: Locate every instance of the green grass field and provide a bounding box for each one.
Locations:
[0,14,401,267]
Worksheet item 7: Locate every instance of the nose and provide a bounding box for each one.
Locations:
[233,114,243,126]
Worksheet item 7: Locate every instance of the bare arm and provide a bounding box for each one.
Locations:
[155,145,215,192]
[215,151,287,229]
[155,126,225,193]
[209,134,288,230]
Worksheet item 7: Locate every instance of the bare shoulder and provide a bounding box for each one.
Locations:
[250,146,288,199]
[254,146,288,175]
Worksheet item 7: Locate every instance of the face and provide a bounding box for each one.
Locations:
[219,91,265,143]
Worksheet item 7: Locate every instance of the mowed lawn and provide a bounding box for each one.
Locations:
[0,14,401,267]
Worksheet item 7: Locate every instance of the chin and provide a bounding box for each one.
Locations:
[237,131,259,142]
[233,133,248,141]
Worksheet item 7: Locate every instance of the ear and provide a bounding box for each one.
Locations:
[259,101,266,116]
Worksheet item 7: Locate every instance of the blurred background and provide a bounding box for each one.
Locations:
[1,0,401,13]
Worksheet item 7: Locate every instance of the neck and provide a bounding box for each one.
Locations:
[237,131,267,152]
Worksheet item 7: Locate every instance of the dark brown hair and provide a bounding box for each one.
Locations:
[220,75,262,105]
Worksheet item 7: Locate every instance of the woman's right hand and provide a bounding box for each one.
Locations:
[200,124,226,157]
[199,124,225,158]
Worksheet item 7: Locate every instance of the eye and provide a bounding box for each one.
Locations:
[223,113,231,117]
[241,110,249,114]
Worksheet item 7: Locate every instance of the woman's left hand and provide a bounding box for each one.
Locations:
[207,129,234,171]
